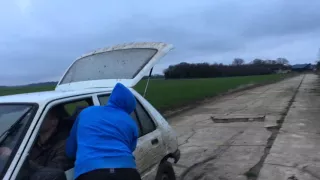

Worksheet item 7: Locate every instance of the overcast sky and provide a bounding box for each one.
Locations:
[1,0,320,85]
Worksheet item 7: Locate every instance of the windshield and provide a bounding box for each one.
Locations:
[0,104,36,177]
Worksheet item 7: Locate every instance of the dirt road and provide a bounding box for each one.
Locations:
[169,74,307,180]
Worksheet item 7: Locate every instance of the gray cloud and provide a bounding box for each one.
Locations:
[0,0,320,85]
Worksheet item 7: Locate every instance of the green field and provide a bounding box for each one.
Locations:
[0,74,288,111]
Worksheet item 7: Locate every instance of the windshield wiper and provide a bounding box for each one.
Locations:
[0,107,32,145]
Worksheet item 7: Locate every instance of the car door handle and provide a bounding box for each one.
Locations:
[151,138,159,145]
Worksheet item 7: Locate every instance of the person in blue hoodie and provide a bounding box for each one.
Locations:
[65,83,140,180]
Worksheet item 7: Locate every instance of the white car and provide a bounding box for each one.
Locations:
[0,42,180,180]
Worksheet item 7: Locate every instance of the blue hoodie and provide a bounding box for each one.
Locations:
[66,83,138,179]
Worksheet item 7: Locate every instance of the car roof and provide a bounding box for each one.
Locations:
[0,88,114,104]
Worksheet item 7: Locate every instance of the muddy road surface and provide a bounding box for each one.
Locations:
[169,74,309,180]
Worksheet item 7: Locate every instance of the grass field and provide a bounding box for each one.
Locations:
[0,74,289,111]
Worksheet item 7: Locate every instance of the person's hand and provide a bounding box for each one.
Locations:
[0,147,12,157]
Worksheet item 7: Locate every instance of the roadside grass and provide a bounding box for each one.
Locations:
[0,85,54,96]
[0,74,288,111]
[135,74,288,111]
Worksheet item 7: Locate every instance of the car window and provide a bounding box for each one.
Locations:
[98,95,110,105]
[15,98,93,180]
[98,94,144,137]
[135,101,156,136]
[98,94,157,136]
[63,98,93,116]
[0,104,37,178]
[131,111,142,137]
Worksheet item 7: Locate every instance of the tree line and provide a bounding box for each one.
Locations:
[163,58,290,79]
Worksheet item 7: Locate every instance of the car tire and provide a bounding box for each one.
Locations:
[155,161,176,180]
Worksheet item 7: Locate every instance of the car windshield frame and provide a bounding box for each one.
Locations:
[0,103,38,179]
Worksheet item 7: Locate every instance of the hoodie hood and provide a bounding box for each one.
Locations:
[107,83,137,114]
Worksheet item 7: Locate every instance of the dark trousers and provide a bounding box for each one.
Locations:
[76,168,142,180]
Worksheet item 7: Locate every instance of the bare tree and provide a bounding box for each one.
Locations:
[232,58,245,66]
[252,59,264,65]
[276,58,289,65]
[265,59,277,64]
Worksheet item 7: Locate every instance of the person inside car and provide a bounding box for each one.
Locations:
[0,108,73,180]
[66,83,141,180]
[28,108,74,171]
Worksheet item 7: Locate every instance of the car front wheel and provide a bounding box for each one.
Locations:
[155,161,176,180]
